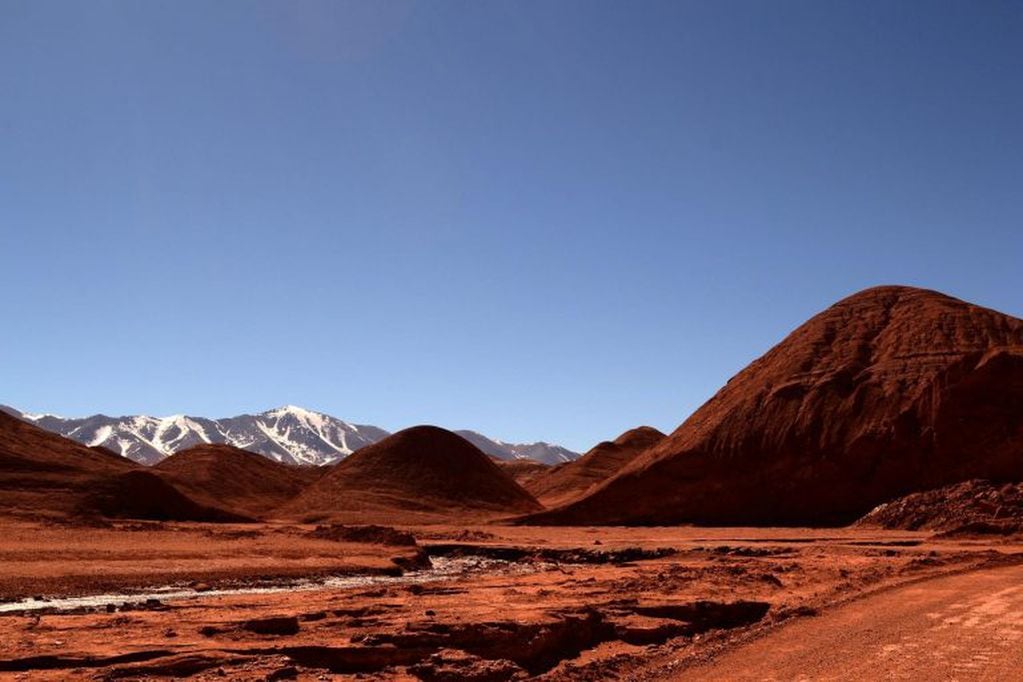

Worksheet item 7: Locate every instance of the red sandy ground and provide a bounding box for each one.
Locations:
[668,563,1023,680]
[1,521,1020,680]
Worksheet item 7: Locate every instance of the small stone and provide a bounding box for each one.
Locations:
[241,616,300,636]
[266,666,298,681]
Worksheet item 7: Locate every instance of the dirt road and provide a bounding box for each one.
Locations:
[677,564,1023,681]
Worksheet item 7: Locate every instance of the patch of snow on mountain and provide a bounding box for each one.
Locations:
[9,405,578,467]
[87,425,113,447]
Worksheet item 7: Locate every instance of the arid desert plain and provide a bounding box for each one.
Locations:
[3,286,1023,680]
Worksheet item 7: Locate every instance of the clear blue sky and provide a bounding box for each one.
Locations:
[2,1,1021,451]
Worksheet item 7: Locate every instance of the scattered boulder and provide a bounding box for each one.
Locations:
[371,609,612,675]
[392,549,433,572]
[409,649,526,681]
[266,665,299,681]
[424,543,675,565]
[934,522,1023,538]
[307,524,417,546]
[241,616,301,636]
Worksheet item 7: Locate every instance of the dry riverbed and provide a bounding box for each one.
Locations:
[0,520,1020,680]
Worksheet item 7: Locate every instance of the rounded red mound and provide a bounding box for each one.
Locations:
[77,470,252,522]
[526,285,1023,526]
[526,426,665,506]
[156,443,321,517]
[281,425,542,523]
[0,411,137,518]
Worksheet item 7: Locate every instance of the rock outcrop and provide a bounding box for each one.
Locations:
[856,479,1023,533]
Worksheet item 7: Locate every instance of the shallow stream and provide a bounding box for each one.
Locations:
[0,556,529,614]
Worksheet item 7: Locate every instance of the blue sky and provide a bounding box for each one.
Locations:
[2,1,1021,451]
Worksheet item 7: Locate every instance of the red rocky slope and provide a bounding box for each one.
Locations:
[526,286,1023,526]
[526,427,665,507]
[280,425,543,523]
[156,444,320,517]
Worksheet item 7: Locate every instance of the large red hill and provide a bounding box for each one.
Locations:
[526,286,1023,526]
[280,425,542,523]
[526,427,665,506]
[155,444,321,517]
[79,470,251,522]
[0,411,137,517]
[0,412,245,522]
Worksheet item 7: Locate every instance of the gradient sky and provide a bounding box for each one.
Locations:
[2,1,1021,451]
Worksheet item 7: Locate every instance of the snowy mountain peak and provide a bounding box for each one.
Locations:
[453,431,577,465]
[5,405,579,467]
[21,411,66,421]
[265,405,324,420]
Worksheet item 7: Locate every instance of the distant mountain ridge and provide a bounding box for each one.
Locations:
[0,405,578,466]
[454,430,576,465]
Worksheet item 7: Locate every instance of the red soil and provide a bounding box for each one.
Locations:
[280,425,543,523]
[527,285,1023,526]
[526,426,665,506]
[0,522,1010,681]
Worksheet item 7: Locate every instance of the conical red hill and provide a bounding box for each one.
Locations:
[155,444,321,517]
[280,425,542,523]
[525,426,665,507]
[526,286,1023,526]
[77,470,252,522]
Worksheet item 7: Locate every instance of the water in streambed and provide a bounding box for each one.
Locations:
[0,556,536,614]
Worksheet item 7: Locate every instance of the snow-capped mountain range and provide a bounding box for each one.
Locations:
[453,430,577,466]
[0,405,578,466]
